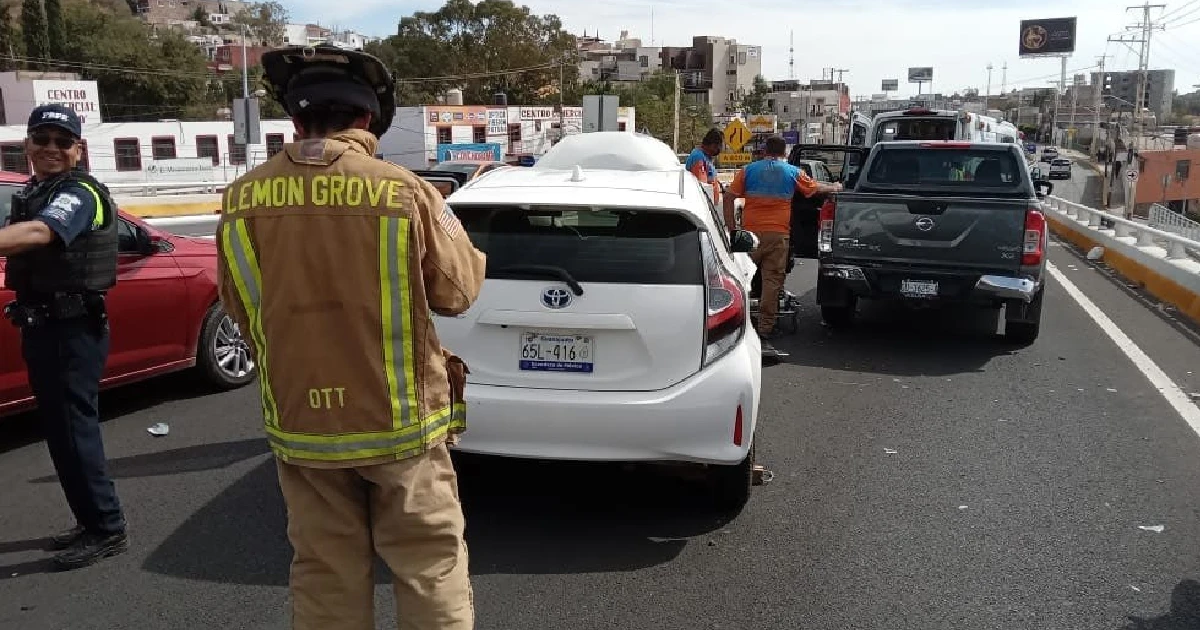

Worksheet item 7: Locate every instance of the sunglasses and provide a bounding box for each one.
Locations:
[29,133,77,150]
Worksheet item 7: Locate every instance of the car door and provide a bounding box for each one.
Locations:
[102,217,189,379]
[787,144,870,259]
[700,180,755,285]
[0,184,25,407]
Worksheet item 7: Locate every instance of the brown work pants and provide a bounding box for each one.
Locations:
[276,444,473,630]
[750,231,790,335]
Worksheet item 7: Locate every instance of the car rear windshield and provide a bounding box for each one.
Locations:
[873,117,958,142]
[863,147,1026,190]
[450,205,704,285]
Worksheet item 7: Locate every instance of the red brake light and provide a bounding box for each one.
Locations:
[918,142,972,148]
[818,199,836,253]
[733,405,744,446]
[1022,209,1046,266]
[702,235,746,366]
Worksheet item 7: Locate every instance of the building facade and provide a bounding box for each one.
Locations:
[133,0,252,25]
[663,36,761,116]
[577,30,662,85]
[0,71,102,126]
[1092,69,1175,121]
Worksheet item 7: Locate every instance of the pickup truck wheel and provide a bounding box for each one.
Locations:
[821,302,856,329]
[197,303,258,390]
[706,444,755,514]
[1004,289,1044,345]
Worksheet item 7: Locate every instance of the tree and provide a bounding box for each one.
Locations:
[44,0,62,60]
[0,2,21,71]
[231,1,286,46]
[577,72,712,150]
[372,0,578,106]
[739,75,773,115]
[21,0,48,64]
[58,0,210,121]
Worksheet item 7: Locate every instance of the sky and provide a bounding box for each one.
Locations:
[282,0,1200,98]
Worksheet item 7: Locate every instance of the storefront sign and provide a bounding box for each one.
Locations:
[145,158,214,182]
[437,143,502,162]
[520,107,557,120]
[32,80,102,124]
[486,108,508,135]
[427,106,489,125]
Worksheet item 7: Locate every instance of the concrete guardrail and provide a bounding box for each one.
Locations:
[106,181,227,196]
[1044,194,1200,324]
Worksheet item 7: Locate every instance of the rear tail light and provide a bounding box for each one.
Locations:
[1022,209,1046,266]
[733,405,744,446]
[818,199,836,253]
[702,234,746,367]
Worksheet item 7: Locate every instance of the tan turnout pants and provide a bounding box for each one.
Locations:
[750,231,790,334]
[276,444,473,630]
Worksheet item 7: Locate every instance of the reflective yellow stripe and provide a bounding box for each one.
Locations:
[265,405,459,462]
[76,182,105,228]
[379,216,418,430]
[219,218,279,427]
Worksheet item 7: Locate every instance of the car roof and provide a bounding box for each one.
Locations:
[448,166,703,212]
[0,170,27,183]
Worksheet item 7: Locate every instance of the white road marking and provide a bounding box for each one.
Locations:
[1047,261,1200,434]
[145,215,221,227]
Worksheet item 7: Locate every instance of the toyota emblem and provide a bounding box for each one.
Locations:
[541,287,572,309]
[915,217,935,232]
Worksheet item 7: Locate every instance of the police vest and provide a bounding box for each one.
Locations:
[5,171,118,297]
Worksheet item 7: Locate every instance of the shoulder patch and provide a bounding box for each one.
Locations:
[43,191,83,224]
[436,202,463,239]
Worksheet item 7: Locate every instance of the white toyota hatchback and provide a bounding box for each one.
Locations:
[435,132,764,510]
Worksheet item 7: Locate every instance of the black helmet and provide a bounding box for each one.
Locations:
[261,44,397,138]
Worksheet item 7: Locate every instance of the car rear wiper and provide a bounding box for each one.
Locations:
[496,264,584,296]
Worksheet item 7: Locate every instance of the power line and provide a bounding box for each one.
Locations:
[1160,0,1200,21]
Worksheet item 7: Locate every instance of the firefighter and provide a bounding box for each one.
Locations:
[0,104,127,570]
[216,45,486,630]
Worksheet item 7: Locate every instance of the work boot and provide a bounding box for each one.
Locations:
[53,530,128,571]
[47,524,85,551]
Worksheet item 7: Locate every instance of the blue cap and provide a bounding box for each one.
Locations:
[27,103,82,138]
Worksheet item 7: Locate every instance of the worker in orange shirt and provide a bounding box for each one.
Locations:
[723,136,842,360]
[684,129,724,206]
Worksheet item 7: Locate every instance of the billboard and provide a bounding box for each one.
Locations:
[427,106,489,125]
[1019,17,1077,56]
[33,80,103,124]
[907,67,933,83]
[881,79,899,91]
[436,143,502,162]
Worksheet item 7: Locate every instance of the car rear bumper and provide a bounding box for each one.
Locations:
[818,262,1042,305]
[450,336,761,466]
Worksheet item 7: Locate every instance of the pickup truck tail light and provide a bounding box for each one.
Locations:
[818,199,836,253]
[1022,209,1047,266]
[702,234,746,367]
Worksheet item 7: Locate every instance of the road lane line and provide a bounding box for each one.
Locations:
[1047,261,1200,434]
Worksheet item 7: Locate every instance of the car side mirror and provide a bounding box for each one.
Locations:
[1033,180,1053,198]
[729,229,758,253]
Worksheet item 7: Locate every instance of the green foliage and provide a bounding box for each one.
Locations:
[578,72,712,150]
[231,1,286,46]
[43,0,61,60]
[0,2,21,71]
[739,75,772,115]
[1173,91,1200,118]
[371,0,578,106]
[20,0,47,62]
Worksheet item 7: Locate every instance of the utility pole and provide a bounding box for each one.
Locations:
[1091,55,1107,158]
[557,57,565,145]
[788,30,794,80]
[833,68,849,84]
[672,70,681,153]
[1111,3,1165,151]
[1001,62,1007,94]
[986,63,993,110]
[1069,76,1079,149]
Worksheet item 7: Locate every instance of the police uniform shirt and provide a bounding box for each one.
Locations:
[29,182,100,247]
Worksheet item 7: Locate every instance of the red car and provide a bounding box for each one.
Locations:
[0,171,255,418]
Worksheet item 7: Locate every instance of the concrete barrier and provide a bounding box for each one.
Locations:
[1044,195,1200,324]
[114,193,222,219]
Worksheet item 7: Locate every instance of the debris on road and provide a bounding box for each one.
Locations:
[147,423,170,437]
[752,465,774,486]
[1106,388,1118,393]
[884,448,898,455]
[1087,246,1105,260]
[1131,585,1142,592]
[958,505,968,510]
[1137,525,1165,533]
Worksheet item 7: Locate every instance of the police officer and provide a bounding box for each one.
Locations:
[723,135,842,361]
[217,45,486,630]
[0,104,126,570]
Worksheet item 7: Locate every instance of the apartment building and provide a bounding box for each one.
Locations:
[133,0,251,24]
[663,36,761,115]
[283,24,378,50]
[769,79,850,142]
[576,30,661,85]
[1092,69,1175,120]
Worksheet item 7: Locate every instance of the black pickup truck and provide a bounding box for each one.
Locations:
[791,141,1054,344]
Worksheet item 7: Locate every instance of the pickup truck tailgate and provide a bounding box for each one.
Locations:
[832,193,1028,272]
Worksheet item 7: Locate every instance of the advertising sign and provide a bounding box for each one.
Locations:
[436,143,502,162]
[145,158,215,182]
[520,106,558,120]
[747,115,776,134]
[486,108,508,135]
[32,79,102,124]
[782,130,800,144]
[881,79,899,91]
[717,152,752,168]
[1019,17,1077,56]
[427,106,489,125]
[907,67,933,83]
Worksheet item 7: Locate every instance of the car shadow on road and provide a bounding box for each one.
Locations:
[0,371,226,455]
[26,437,271,483]
[774,286,1019,378]
[142,452,730,586]
[1121,578,1200,629]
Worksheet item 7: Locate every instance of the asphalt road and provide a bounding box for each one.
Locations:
[4,161,1200,630]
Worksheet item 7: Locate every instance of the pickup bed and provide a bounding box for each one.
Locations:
[806,141,1053,344]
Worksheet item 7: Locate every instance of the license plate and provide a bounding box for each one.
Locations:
[518,332,594,373]
[900,279,938,297]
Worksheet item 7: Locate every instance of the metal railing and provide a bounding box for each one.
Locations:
[106,181,227,196]
[1046,195,1200,262]
[1148,203,1200,243]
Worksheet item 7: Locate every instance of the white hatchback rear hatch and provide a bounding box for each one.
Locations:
[435,170,713,392]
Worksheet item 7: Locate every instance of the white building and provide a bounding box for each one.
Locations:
[0,72,103,127]
[283,24,380,50]
[378,104,638,170]
[0,119,297,184]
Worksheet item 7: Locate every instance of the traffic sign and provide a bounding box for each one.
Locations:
[718,152,752,167]
[1126,169,1139,182]
[747,115,776,134]
[724,119,751,151]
